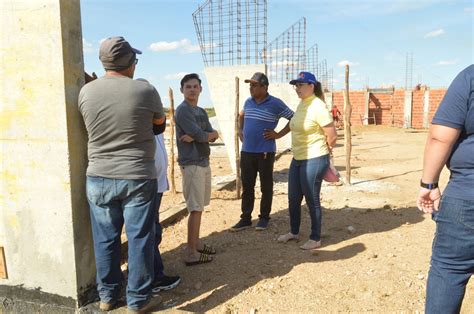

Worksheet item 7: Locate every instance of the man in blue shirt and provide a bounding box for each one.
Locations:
[231,72,294,231]
[417,64,474,313]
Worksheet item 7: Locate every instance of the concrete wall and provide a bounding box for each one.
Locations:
[0,0,94,307]
[205,65,265,173]
[268,83,299,151]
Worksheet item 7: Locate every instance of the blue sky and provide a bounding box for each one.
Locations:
[81,0,473,107]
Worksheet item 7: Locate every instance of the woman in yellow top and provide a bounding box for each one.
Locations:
[277,72,337,250]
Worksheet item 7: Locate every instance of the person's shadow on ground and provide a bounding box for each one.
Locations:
[155,204,424,312]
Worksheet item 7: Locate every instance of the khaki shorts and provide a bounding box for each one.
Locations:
[181,165,211,212]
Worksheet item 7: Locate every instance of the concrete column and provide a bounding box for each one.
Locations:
[363,90,370,126]
[403,90,413,128]
[423,88,430,129]
[205,64,265,173]
[0,0,94,308]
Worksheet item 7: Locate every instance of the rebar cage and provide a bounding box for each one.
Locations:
[193,0,267,67]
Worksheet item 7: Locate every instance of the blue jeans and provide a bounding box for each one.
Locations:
[288,155,329,241]
[86,176,157,310]
[426,196,474,314]
[154,193,164,280]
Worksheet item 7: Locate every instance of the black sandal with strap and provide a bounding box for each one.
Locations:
[197,244,216,255]
[185,253,213,266]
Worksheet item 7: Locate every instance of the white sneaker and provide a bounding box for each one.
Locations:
[299,239,321,250]
[277,232,299,243]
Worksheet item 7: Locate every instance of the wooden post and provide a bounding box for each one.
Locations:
[343,65,352,185]
[235,77,241,199]
[168,87,176,194]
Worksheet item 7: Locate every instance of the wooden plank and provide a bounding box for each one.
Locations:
[120,202,188,242]
[0,246,8,279]
[367,87,394,94]
[120,203,188,264]
[159,202,188,226]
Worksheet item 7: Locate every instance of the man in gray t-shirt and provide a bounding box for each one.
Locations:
[175,73,219,266]
[79,77,164,178]
[78,36,164,312]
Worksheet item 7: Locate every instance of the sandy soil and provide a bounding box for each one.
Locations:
[113,126,474,313]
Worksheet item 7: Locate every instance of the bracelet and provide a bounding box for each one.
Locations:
[420,180,438,190]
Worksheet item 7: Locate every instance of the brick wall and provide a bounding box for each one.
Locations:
[332,88,447,129]
[411,89,425,129]
[429,89,447,122]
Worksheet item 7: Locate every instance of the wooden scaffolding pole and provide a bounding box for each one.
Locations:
[234,77,241,198]
[168,87,176,194]
[343,65,352,185]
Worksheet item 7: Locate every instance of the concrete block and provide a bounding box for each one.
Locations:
[0,0,94,307]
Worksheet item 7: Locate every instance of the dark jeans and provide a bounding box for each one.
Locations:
[425,196,474,314]
[288,155,329,241]
[86,176,157,310]
[240,151,275,221]
[154,193,164,281]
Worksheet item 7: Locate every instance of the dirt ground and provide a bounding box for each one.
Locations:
[114,126,474,313]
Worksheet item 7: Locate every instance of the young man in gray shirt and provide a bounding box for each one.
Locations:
[175,73,218,266]
[78,37,165,313]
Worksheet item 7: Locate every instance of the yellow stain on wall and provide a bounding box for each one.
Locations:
[62,180,71,192]
[0,102,32,134]
[0,170,17,183]
[1,4,59,135]
[7,215,19,230]
[0,170,20,203]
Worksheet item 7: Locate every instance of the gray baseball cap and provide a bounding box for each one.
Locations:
[99,36,142,71]
[244,72,269,86]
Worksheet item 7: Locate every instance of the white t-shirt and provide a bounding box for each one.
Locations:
[154,134,169,193]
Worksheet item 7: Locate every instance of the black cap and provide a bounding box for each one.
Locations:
[99,36,142,71]
[244,72,269,86]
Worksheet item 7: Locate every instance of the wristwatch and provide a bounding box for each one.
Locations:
[420,180,438,190]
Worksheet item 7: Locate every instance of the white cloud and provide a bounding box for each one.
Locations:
[464,7,473,13]
[263,47,295,58]
[424,29,445,38]
[337,60,359,67]
[164,72,189,80]
[201,42,218,50]
[269,60,300,67]
[149,39,200,53]
[83,38,94,53]
[436,60,458,66]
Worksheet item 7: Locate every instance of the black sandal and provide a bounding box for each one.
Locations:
[185,253,213,266]
[197,244,216,255]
